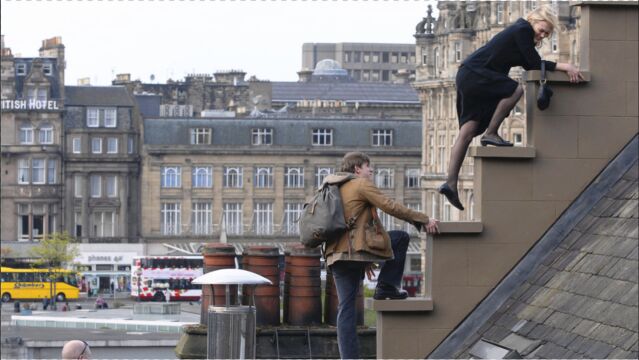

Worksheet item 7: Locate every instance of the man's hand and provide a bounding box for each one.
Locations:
[365,263,377,281]
[424,218,439,234]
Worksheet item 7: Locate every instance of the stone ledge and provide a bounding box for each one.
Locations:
[525,70,592,83]
[365,297,433,312]
[438,221,483,234]
[469,146,536,159]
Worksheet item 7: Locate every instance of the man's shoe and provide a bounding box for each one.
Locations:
[480,134,514,147]
[438,183,465,211]
[373,286,409,300]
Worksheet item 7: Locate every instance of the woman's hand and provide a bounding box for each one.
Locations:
[557,63,585,83]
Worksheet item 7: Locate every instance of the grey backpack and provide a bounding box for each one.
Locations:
[299,178,354,248]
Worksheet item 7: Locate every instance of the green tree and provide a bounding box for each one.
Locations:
[29,231,79,308]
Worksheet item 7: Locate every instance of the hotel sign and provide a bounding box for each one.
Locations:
[1,99,61,111]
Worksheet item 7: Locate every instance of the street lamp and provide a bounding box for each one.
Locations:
[136,268,143,302]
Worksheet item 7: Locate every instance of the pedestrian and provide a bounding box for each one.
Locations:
[439,5,585,211]
[324,152,439,359]
[61,340,91,359]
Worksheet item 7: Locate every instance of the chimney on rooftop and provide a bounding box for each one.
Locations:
[297,68,313,83]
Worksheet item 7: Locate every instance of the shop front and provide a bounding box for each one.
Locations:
[73,244,143,297]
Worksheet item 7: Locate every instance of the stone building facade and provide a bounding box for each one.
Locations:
[413,1,580,221]
[302,42,417,83]
[63,86,140,244]
[1,36,66,244]
[140,116,424,257]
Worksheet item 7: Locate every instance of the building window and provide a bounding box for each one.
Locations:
[223,203,243,235]
[38,125,54,144]
[223,167,243,188]
[106,176,117,197]
[428,135,435,166]
[372,129,393,147]
[74,212,82,237]
[551,33,558,53]
[254,202,273,235]
[315,167,333,188]
[312,128,333,146]
[16,63,26,76]
[382,70,390,81]
[377,209,395,230]
[47,159,56,184]
[405,168,420,188]
[371,71,380,81]
[91,138,102,154]
[372,53,379,63]
[72,137,81,154]
[42,63,53,75]
[74,175,83,198]
[18,159,29,184]
[382,52,389,63]
[362,71,370,81]
[513,133,523,146]
[190,128,212,145]
[192,202,212,235]
[496,2,504,24]
[161,203,181,235]
[87,108,117,128]
[252,128,273,145]
[161,166,181,188]
[192,166,212,188]
[285,167,304,188]
[90,175,101,197]
[107,138,118,154]
[375,168,394,189]
[127,136,134,154]
[92,211,115,237]
[19,126,34,144]
[254,167,273,188]
[363,52,370,63]
[344,52,351,63]
[438,135,446,173]
[454,42,462,62]
[284,203,304,235]
[31,159,45,184]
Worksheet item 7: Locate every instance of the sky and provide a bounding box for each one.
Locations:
[2,0,436,85]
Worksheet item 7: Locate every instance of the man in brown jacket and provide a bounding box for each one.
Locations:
[324,152,439,359]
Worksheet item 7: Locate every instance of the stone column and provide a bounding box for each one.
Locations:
[82,174,90,242]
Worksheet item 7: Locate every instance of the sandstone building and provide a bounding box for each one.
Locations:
[413,1,580,221]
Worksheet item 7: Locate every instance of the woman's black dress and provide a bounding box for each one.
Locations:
[456,18,557,134]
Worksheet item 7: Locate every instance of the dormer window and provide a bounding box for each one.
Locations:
[42,63,53,76]
[16,63,26,76]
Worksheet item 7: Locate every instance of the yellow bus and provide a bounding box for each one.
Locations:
[1,267,80,302]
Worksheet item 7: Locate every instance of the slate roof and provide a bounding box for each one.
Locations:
[143,117,422,148]
[271,81,420,103]
[431,136,639,359]
[65,86,135,107]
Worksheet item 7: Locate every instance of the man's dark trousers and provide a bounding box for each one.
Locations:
[330,230,410,359]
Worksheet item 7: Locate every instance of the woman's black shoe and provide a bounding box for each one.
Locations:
[438,183,465,211]
[480,135,513,147]
[374,284,408,300]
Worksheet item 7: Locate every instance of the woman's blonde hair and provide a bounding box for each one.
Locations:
[526,5,559,33]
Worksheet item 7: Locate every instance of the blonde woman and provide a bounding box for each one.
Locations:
[440,5,585,211]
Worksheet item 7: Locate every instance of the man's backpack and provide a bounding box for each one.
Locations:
[299,179,353,248]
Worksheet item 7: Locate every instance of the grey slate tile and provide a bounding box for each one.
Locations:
[498,333,542,356]
[609,179,637,200]
[566,334,589,352]
[561,230,583,250]
[534,343,569,359]
[617,283,638,306]
[590,197,616,217]
[574,254,614,275]
[589,323,635,347]
[516,320,539,336]
[573,319,601,338]
[608,348,637,359]
[622,333,639,351]
[606,258,639,282]
[535,268,559,286]
[547,327,578,347]
[604,303,639,330]
[483,325,511,342]
[621,163,638,181]
[544,311,582,332]
[582,339,615,358]
[579,275,615,299]
[495,313,520,330]
[598,279,636,303]
[529,324,554,340]
[511,282,532,300]
[575,214,598,232]
[627,245,639,260]
[614,201,638,219]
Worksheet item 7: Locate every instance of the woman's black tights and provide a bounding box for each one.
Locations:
[446,85,524,191]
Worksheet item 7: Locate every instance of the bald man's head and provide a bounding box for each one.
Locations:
[61,340,91,359]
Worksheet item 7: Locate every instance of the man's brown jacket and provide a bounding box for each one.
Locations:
[323,173,431,260]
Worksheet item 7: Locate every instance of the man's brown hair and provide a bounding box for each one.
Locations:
[340,152,370,173]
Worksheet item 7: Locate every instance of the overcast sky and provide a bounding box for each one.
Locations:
[2,0,436,85]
